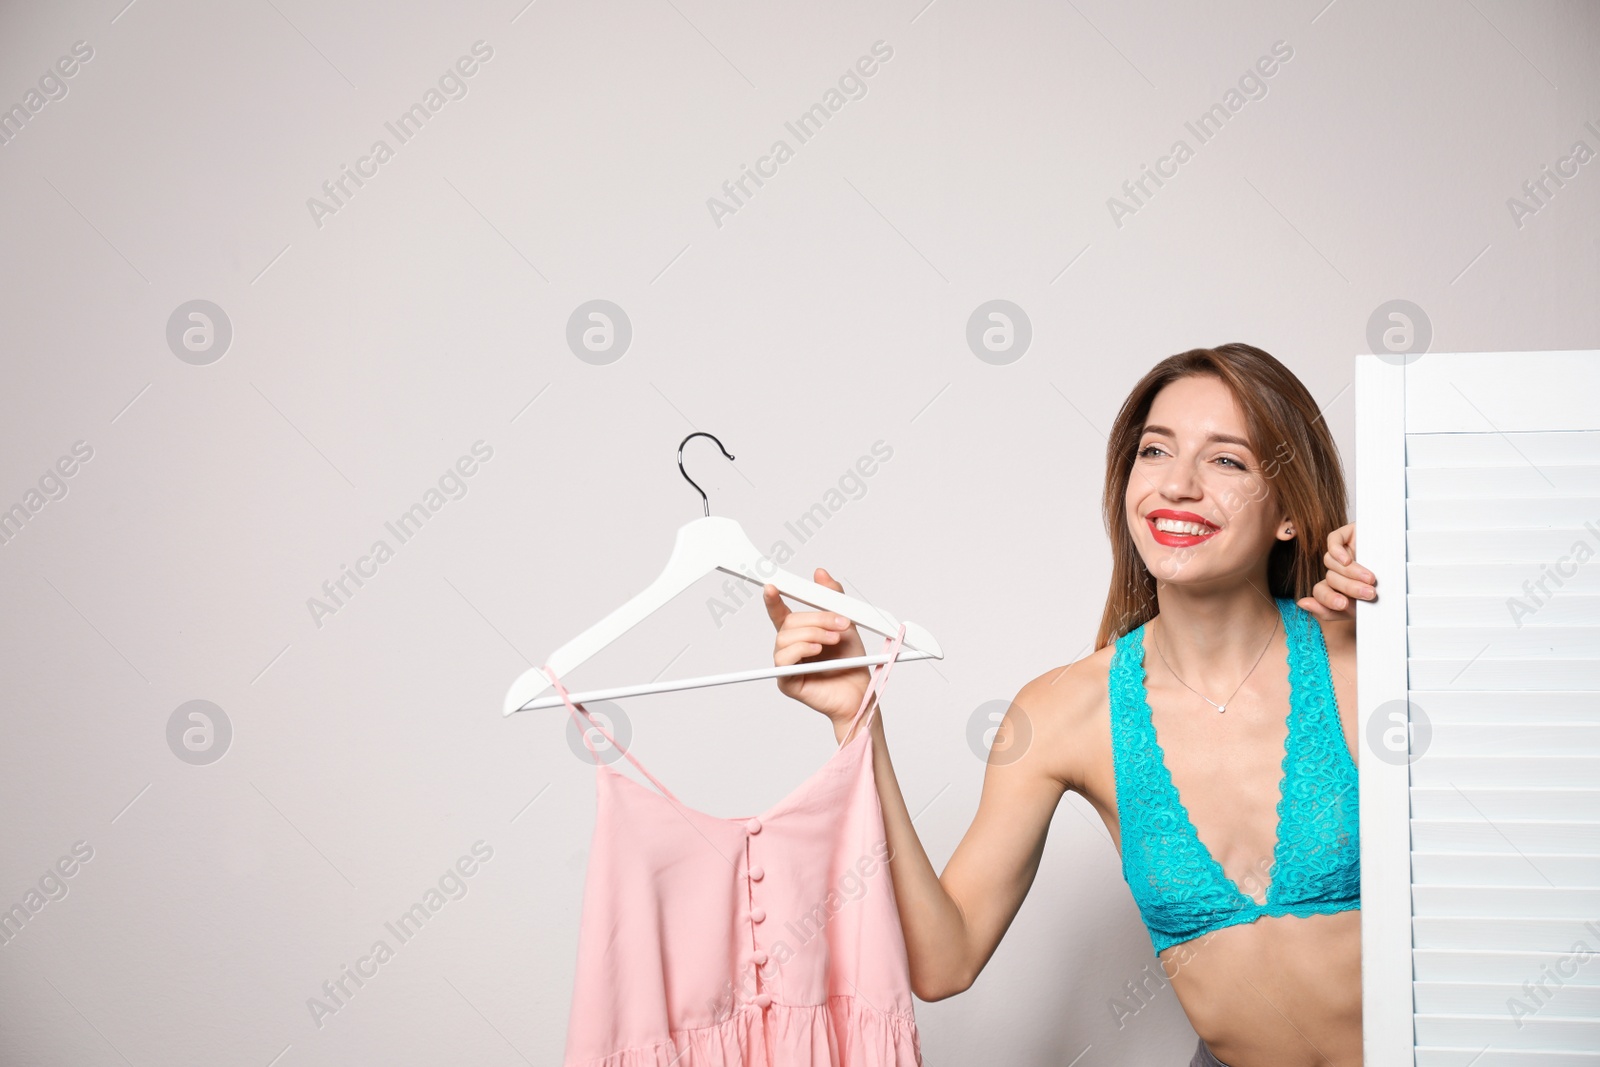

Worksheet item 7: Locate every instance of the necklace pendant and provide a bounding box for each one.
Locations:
[1212,701,1226,714]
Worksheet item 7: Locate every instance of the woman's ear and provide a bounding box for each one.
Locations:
[1277,519,1296,542]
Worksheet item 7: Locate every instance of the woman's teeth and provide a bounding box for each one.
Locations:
[1153,518,1216,535]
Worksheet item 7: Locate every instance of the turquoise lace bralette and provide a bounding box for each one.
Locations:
[1108,596,1360,955]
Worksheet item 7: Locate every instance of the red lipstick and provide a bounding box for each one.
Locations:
[1145,509,1220,547]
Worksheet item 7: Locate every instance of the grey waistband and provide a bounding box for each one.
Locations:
[1188,1037,1230,1067]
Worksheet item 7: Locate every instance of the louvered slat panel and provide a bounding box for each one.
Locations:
[1407,430,1600,467]
[1410,563,1600,595]
[1406,465,1600,498]
[1411,789,1600,820]
[1415,1013,1600,1050]
[1410,756,1600,787]
[1412,886,1600,917]
[1409,497,1600,528]
[1409,528,1600,561]
[1420,725,1600,755]
[1415,918,1599,952]
[1409,629,1600,659]
[1411,821,1599,853]
[1401,423,1600,1061]
[1409,691,1600,724]
[1410,661,1600,690]
[1417,1050,1600,1066]
[1412,853,1600,886]
[1415,949,1600,982]
[1410,596,1600,627]
[1415,983,1600,1014]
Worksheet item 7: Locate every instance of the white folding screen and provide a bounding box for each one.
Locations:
[1358,350,1600,1066]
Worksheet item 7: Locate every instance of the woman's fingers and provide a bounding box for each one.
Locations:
[1318,583,1353,614]
[761,583,792,631]
[764,569,856,632]
[774,639,827,665]
[814,567,844,593]
[1300,580,1355,621]
[1324,523,1377,585]
[1323,567,1375,602]
[1320,549,1376,591]
[1327,522,1355,565]
[1304,523,1371,622]
[774,625,846,664]
[777,611,852,638]
[765,570,857,669]
[1297,594,1344,622]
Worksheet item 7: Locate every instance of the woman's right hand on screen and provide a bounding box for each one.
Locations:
[762,568,872,731]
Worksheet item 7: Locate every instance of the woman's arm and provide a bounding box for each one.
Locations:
[857,670,1086,999]
[764,573,1086,1001]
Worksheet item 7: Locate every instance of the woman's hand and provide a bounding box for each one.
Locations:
[762,568,871,731]
[1298,522,1377,622]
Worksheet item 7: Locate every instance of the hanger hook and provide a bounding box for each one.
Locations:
[677,432,735,517]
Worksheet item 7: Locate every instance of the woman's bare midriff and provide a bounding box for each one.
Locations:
[1159,909,1362,1066]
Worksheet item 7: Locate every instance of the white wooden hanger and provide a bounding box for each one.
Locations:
[503,432,942,716]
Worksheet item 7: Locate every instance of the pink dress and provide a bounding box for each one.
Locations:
[545,625,924,1067]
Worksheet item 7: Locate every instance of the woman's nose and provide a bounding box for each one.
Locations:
[1161,460,1202,500]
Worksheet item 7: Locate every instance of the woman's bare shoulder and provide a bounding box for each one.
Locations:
[1008,642,1117,791]
[1016,644,1114,718]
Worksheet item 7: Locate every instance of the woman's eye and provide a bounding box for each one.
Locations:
[1216,456,1245,469]
[1137,445,1165,459]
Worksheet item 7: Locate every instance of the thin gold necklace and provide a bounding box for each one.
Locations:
[1151,612,1279,714]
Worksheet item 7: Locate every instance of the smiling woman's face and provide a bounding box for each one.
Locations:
[1124,373,1289,589]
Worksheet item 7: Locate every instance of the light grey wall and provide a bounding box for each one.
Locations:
[1,0,1596,1064]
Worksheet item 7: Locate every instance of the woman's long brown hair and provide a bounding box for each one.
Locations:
[1094,343,1349,650]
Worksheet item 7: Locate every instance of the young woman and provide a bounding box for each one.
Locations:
[762,344,1379,1067]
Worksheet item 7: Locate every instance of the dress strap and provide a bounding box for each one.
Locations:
[541,666,685,803]
[840,623,909,744]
